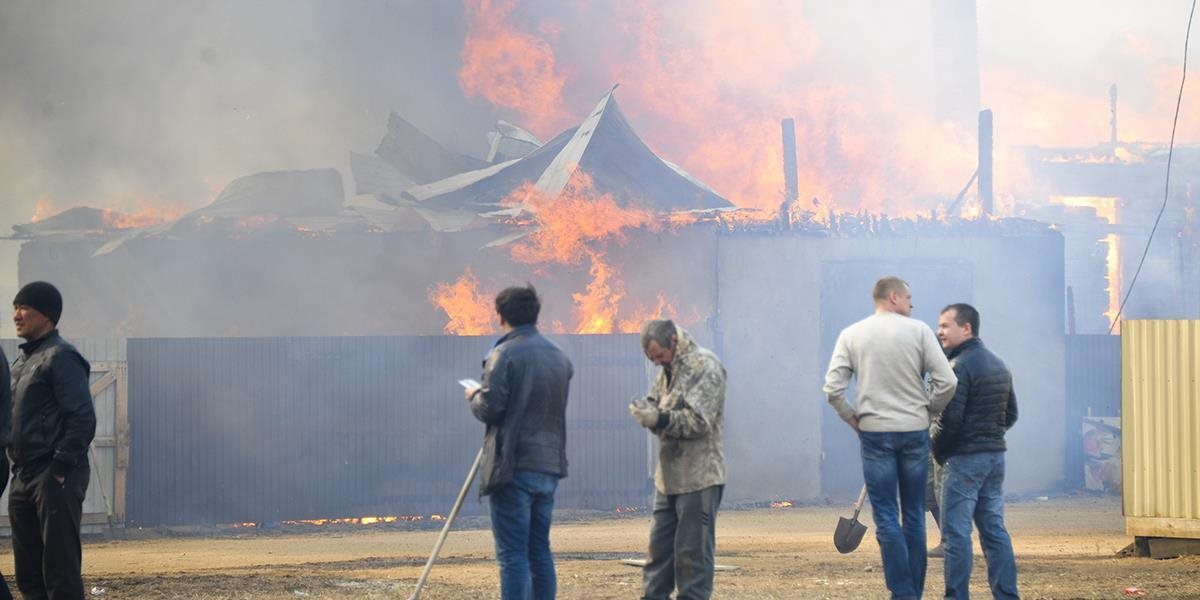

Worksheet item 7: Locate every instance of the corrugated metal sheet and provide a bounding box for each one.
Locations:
[1122,320,1200,538]
[1,337,125,362]
[127,334,651,527]
[1065,335,1121,488]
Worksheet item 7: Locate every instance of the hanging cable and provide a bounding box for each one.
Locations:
[1108,0,1198,334]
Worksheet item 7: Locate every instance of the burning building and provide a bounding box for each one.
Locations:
[11,86,1073,523]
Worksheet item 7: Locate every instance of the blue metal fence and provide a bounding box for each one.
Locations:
[126,334,650,527]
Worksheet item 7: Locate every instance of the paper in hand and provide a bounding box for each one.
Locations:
[458,378,481,389]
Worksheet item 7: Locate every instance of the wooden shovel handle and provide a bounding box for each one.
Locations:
[852,484,868,516]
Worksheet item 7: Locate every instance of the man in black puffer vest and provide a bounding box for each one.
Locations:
[463,284,572,600]
[932,303,1019,600]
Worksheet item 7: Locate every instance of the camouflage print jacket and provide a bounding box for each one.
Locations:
[647,326,726,495]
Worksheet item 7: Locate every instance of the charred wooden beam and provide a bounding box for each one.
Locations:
[781,118,799,203]
[978,109,994,215]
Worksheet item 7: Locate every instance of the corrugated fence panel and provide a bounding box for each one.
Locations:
[1122,320,1200,538]
[550,334,652,509]
[1064,335,1121,488]
[1,338,124,362]
[128,334,651,527]
[0,340,123,527]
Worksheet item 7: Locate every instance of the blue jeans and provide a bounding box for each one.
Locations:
[487,469,560,600]
[940,452,1019,600]
[861,430,930,600]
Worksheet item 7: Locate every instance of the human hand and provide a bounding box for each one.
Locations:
[53,474,65,485]
[629,398,660,429]
[464,386,480,401]
[848,416,860,433]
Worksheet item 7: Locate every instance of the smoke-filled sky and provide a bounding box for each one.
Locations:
[0,0,1195,336]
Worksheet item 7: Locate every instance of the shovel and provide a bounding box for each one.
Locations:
[408,447,484,600]
[834,484,869,553]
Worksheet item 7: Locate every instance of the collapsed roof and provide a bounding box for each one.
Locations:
[15,87,734,251]
[392,87,731,213]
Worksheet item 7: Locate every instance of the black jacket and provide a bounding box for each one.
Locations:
[470,325,573,496]
[9,331,97,480]
[932,337,1017,465]
[0,345,10,449]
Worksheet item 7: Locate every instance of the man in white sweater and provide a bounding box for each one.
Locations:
[824,276,957,600]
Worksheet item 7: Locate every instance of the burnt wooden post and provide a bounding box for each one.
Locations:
[1109,83,1119,147]
[978,109,994,215]
[781,118,799,203]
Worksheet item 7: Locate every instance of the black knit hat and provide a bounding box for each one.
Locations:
[13,281,63,324]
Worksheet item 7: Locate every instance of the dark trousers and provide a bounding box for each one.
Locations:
[642,484,723,600]
[0,455,13,599]
[9,462,89,600]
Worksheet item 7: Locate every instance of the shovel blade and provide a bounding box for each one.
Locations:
[834,516,868,553]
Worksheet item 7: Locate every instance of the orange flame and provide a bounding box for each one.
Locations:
[571,250,623,334]
[769,500,794,509]
[428,268,500,335]
[458,0,571,139]
[428,169,708,335]
[31,197,54,223]
[457,3,977,213]
[229,515,423,528]
[1050,196,1122,332]
[102,203,183,229]
[505,171,660,265]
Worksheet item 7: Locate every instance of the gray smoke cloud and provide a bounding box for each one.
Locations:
[0,1,506,335]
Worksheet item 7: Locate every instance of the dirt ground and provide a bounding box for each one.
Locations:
[6,495,1197,599]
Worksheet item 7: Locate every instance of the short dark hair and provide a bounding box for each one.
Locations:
[495,284,540,327]
[941,303,980,337]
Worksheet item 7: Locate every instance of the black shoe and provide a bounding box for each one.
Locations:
[928,543,945,558]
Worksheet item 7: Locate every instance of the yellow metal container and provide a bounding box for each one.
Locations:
[1122,320,1200,539]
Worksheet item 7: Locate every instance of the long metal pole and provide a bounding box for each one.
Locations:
[408,447,485,600]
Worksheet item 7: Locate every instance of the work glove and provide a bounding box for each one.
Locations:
[629,396,661,429]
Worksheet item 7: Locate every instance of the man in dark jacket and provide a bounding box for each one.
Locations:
[932,303,1019,600]
[0,343,14,599]
[10,281,97,600]
[463,285,572,600]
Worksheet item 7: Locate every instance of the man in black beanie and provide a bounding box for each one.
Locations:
[9,281,96,599]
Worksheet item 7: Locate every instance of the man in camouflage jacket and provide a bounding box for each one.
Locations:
[629,319,725,600]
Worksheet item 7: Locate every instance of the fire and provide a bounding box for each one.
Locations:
[234,214,280,230]
[31,197,54,222]
[1050,196,1122,332]
[769,500,794,509]
[499,170,687,334]
[959,199,984,221]
[458,0,571,139]
[571,250,623,334]
[427,167,709,335]
[428,268,500,335]
[505,171,660,265]
[284,515,415,526]
[228,515,421,528]
[457,3,976,213]
[32,196,188,229]
[102,203,182,229]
